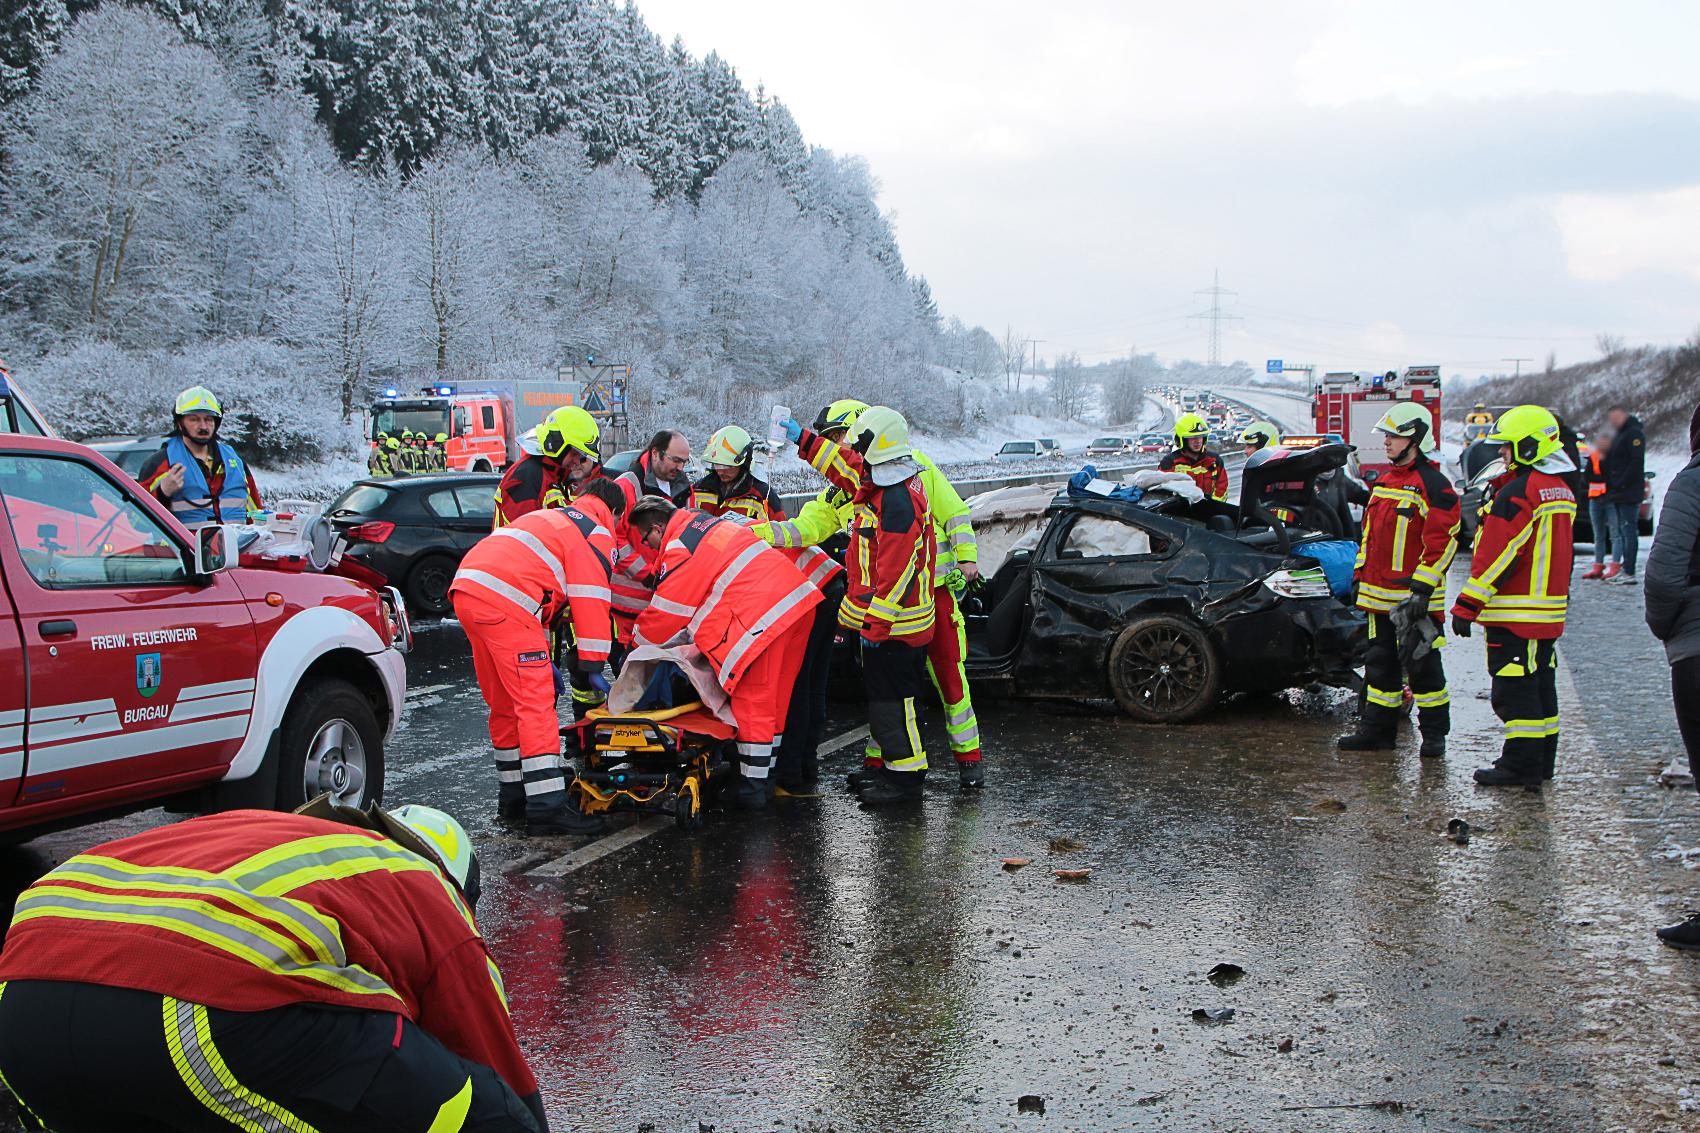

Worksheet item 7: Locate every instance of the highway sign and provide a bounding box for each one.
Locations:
[1266,359,1283,374]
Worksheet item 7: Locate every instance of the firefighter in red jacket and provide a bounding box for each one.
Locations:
[451,478,628,836]
[1337,402,1461,757]
[1452,405,1577,789]
[627,498,821,810]
[1159,412,1229,501]
[691,425,785,521]
[493,406,600,528]
[785,405,937,806]
[0,803,547,1131]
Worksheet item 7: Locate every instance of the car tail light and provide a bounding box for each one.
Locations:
[349,521,395,543]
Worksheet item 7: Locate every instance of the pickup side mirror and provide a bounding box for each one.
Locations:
[192,523,237,576]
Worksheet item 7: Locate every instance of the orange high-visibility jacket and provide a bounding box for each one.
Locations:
[450,498,617,662]
[633,509,821,691]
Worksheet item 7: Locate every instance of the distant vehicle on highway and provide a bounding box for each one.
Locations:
[995,439,1066,461]
[1136,434,1167,453]
[1086,436,1135,457]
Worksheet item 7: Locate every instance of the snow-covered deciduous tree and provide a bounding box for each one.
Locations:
[0,5,247,348]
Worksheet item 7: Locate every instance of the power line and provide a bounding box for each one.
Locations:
[1503,356,1533,377]
[1189,270,1242,366]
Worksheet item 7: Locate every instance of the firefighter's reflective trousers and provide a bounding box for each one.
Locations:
[729,618,812,781]
[860,639,929,777]
[923,585,980,763]
[452,589,568,815]
[0,980,541,1132]
[1484,626,1559,779]
[1359,611,1450,738]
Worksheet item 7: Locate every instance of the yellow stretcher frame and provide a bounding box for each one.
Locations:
[567,703,734,830]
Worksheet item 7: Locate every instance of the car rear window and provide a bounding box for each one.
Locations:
[329,484,395,517]
[1091,437,1122,447]
[1000,442,1035,454]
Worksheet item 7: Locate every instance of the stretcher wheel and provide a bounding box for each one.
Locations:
[674,776,703,831]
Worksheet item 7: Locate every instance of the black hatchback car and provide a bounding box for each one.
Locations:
[963,445,1366,723]
[327,473,500,616]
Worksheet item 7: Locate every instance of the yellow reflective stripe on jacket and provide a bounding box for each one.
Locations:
[915,451,977,576]
[164,996,322,1133]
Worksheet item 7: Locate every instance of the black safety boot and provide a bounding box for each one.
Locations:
[1418,707,1449,759]
[858,770,925,806]
[1337,703,1396,750]
[527,801,607,836]
[734,776,772,811]
[1336,727,1396,751]
[1472,764,1542,791]
[958,761,985,790]
[496,794,526,823]
[846,765,881,791]
[1656,912,1700,951]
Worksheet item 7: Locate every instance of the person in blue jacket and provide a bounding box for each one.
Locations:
[137,386,262,529]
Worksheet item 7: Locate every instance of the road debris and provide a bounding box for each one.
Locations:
[1001,857,1032,870]
[1279,1100,1406,1113]
[1053,868,1092,881]
[1191,1007,1235,1024]
[1446,818,1471,845]
[1017,1094,1046,1114]
[1207,962,1244,987]
[1048,836,1086,853]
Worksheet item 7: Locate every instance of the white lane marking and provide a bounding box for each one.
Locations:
[525,723,873,878]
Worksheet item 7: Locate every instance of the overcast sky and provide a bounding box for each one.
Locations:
[638,0,1700,376]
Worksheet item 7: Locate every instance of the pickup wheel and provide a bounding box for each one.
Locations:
[406,553,457,617]
[1107,614,1221,723]
[276,678,384,810]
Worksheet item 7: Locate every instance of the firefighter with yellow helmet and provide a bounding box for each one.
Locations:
[494,405,600,528]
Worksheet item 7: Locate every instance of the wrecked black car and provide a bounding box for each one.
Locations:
[961,444,1367,723]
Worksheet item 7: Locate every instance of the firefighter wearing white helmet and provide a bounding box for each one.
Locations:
[137,386,263,529]
[691,424,784,521]
[494,404,600,528]
[1337,399,1460,759]
[782,404,937,806]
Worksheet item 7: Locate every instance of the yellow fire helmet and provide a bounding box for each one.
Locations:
[704,424,754,468]
[1238,421,1280,450]
[814,398,869,436]
[1174,412,1209,444]
[174,386,222,418]
[389,803,480,907]
[852,405,913,465]
[537,405,600,461]
[1486,404,1563,466]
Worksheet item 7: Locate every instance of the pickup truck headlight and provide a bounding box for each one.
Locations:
[1262,567,1332,600]
[380,586,413,653]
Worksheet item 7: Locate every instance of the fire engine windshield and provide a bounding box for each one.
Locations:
[372,405,450,440]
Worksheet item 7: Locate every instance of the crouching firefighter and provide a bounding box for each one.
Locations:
[785,405,937,806]
[1451,405,1576,789]
[451,478,629,835]
[626,497,821,810]
[0,803,548,1132]
[1338,402,1460,757]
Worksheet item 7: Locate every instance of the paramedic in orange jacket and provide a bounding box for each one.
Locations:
[451,478,628,836]
[627,498,821,810]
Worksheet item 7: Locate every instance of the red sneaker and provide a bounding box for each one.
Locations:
[1582,563,1604,580]
[1601,563,1622,580]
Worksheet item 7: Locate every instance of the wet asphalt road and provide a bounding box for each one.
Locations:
[2,554,1698,1132]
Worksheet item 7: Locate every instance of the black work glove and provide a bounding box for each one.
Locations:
[1407,580,1434,603]
[1451,614,1472,638]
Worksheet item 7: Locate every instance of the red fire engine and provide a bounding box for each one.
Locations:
[1312,365,1442,482]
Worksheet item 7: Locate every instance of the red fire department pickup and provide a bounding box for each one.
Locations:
[0,413,408,841]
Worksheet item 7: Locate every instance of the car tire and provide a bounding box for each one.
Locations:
[275,678,385,811]
[406,553,457,618]
[1107,614,1222,723]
